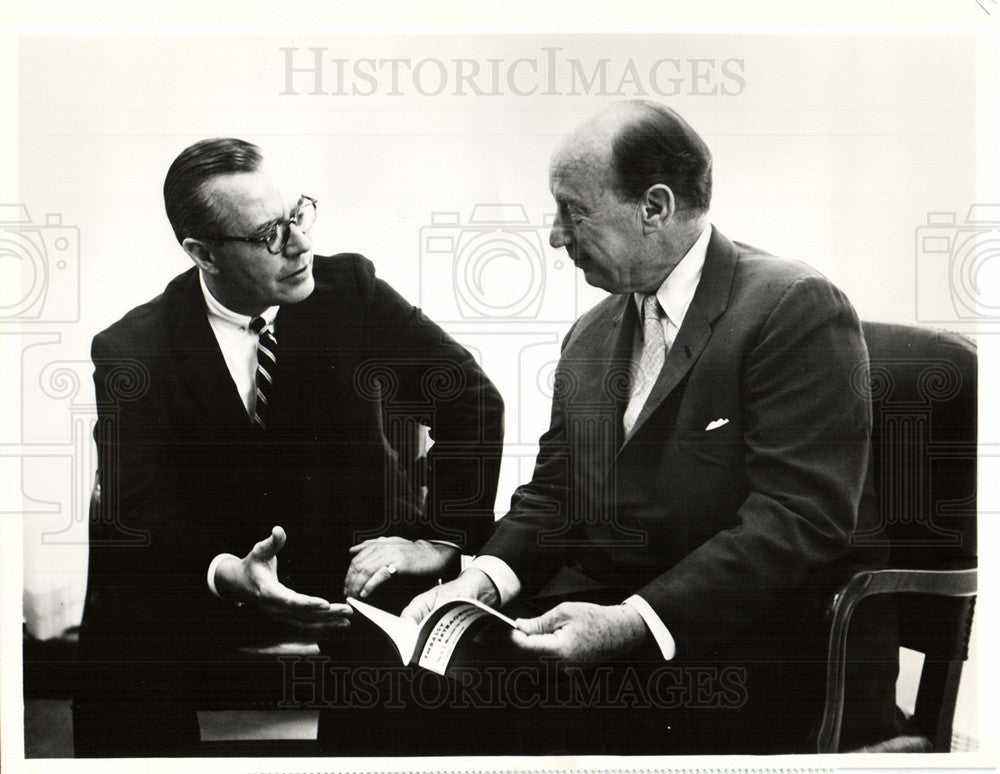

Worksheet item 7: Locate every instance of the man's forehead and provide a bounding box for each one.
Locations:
[549,144,613,198]
[203,169,295,225]
[549,106,630,189]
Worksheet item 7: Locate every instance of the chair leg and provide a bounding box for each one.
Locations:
[910,659,965,752]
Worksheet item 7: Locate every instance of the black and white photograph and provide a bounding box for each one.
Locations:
[2,2,997,771]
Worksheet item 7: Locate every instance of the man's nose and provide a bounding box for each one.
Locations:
[284,223,312,256]
[549,216,571,249]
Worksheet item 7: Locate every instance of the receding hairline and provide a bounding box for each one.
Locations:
[195,163,295,237]
[550,102,663,193]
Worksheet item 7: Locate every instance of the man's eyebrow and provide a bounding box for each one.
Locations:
[248,219,279,238]
[557,196,586,212]
[249,200,298,236]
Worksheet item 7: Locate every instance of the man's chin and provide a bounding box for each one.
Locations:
[579,266,615,293]
[283,274,316,304]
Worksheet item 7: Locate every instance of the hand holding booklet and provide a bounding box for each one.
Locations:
[347,596,517,675]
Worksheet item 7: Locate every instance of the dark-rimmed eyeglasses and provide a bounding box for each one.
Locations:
[200,195,317,254]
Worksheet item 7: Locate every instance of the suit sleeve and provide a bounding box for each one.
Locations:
[476,325,579,595]
[354,259,505,553]
[636,275,871,656]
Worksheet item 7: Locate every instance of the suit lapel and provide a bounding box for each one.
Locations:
[620,227,739,445]
[558,296,635,480]
[173,271,256,431]
[567,295,636,414]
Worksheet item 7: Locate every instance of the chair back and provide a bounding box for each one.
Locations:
[854,322,977,751]
[858,321,977,569]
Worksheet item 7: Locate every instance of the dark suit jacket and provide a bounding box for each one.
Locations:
[480,229,897,750]
[82,253,503,660]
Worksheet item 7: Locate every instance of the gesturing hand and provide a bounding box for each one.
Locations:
[510,602,649,664]
[343,537,459,599]
[214,526,352,632]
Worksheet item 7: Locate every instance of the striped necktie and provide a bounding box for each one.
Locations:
[249,316,277,430]
[623,294,666,437]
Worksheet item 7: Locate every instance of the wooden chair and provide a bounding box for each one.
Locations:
[816,322,977,753]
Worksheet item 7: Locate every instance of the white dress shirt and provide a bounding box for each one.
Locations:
[469,224,713,660]
[199,271,460,598]
[199,272,278,598]
[199,271,279,418]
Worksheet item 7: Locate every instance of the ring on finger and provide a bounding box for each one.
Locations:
[383,563,397,575]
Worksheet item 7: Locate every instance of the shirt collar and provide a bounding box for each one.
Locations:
[633,223,711,329]
[199,270,279,331]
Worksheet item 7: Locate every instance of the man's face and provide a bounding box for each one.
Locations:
[198,169,315,315]
[548,145,659,295]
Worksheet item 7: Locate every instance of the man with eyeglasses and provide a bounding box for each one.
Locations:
[75,138,504,755]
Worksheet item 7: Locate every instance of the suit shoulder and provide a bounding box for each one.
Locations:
[726,242,861,345]
[310,253,377,295]
[93,268,196,353]
[731,242,830,289]
[728,241,855,313]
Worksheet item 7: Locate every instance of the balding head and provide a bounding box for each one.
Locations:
[555,101,713,216]
[547,102,712,294]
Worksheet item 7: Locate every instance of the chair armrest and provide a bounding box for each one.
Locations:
[816,568,977,753]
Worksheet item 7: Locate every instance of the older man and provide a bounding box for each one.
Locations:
[76,138,504,755]
[403,101,900,753]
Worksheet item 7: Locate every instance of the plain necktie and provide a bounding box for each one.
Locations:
[249,316,277,429]
[623,294,666,437]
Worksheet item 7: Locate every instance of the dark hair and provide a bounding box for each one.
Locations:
[163,137,264,243]
[610,101,712,214]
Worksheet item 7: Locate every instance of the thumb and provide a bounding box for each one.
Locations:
[400,590,435,624]
[252,525,287,561]
[514,614,550,636]
[516,604,568,635]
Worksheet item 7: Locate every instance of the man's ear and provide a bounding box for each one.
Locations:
[639,184,676,234]
[182,238,218,274]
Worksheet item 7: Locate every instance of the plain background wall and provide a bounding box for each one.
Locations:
[4,22,996,761]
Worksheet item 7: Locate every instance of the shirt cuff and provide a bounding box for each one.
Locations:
[467,555,521,606]
[622,594,676,660]
[207,553,240,600]
[427,540,461,550]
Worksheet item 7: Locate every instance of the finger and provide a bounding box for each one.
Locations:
[348,536,407,553]
[510,629,565,656]
[285,617,352,632]
[259,580,333,611]
[357,563,396,599]
[400,588,438,624]
[343,550,395,597]
[251,525,286,562]
[515,602,572,634]
[264,609,353,629]
[260,596,348,621]
[514,615,551,636]
[348,539,383,555]
[343,555,382,597]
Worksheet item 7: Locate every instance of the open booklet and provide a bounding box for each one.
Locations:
[346,596,518,675]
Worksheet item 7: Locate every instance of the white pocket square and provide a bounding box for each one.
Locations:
[704,418,730,431]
